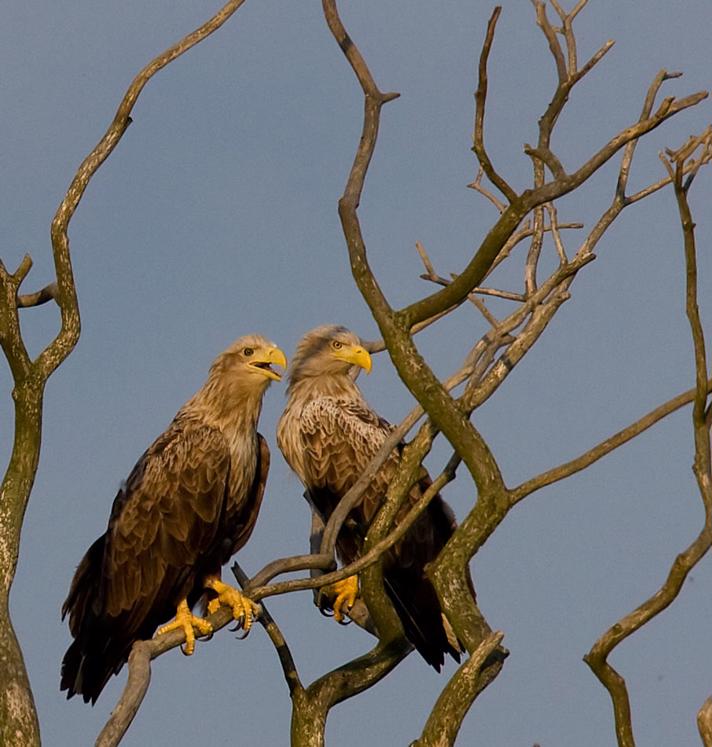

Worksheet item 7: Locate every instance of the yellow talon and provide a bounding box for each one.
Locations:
[205,578,261,633]
[322,575,359,623]
[156,599,213,655]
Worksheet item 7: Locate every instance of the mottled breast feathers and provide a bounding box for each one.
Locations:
[298,396,392,499]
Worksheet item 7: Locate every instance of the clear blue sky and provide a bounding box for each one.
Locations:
[1,1,711,744]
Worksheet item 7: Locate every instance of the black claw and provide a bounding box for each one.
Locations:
[229,615,245,633]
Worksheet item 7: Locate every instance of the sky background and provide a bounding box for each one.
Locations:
[1,1,712,745]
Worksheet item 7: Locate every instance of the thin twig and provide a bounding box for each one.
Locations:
[473,7,516,203]
[422,271,525,303]
[546,203,568,263]
[467,167,507,213]
[247,553,335,590]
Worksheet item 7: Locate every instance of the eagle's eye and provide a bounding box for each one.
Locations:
[332,340,343,350]
[243,347,254,357]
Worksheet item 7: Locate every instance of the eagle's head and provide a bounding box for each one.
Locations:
[211,334,287,389]
[289,325,371,384]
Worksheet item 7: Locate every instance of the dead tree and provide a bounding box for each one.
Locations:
[2,2,710,746]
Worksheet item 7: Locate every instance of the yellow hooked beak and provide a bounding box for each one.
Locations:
[333,344,372,374]
[249,346,287,381]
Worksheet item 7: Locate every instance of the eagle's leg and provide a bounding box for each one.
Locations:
[321,575,359,623]
[204,577,261,633]
[156,599,213,655]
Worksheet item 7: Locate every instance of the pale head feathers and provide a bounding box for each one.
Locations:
[209,334,286,384]
[287,325,370,395]
[185,334,286,433]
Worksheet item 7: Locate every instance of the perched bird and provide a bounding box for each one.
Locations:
[61,335,286,703]
[277,325,469,671]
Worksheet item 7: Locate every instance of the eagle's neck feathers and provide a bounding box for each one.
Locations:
[286,371,361,404]
[183,373,265,443]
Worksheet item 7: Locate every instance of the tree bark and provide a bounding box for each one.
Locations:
[0,384,44,746]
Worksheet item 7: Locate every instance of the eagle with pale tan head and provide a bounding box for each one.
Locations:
[277,325,470,670]
[61,335,286,703]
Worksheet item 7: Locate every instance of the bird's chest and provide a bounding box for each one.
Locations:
[225,433,258,508]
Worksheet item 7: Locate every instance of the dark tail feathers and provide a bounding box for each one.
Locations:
[60,535,125,704]
[384,567,461,671]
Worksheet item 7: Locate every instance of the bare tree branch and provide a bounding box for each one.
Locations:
[413,631,505,747]
[17,282,58,308]
[253,459,461,604]
[233,563,302,697]
[399,85,707,329]
[322,6,511,729]
[0,257,41,744]
[584,137,712,747]
[468,167,507,213]
[37,0,249,381]
[473,7,516,203]
[510,378,712,505]
[532,0,567,84]
[290,638,411,747]
[247,553,336,590]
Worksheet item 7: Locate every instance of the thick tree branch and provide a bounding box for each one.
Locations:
[290,638,410,747]
[413,631,505,747]
[323,4,509,723]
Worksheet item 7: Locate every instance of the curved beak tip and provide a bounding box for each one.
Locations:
[357,347,372,374]
[269,347,288,381]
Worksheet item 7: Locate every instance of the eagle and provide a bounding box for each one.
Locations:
[61,335,286,703]
[277,325,468,670]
